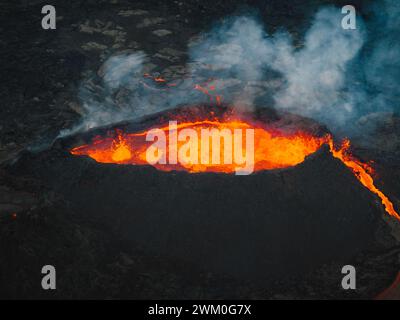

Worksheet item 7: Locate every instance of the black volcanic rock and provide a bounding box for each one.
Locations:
[1,0,398,300]
[9,138,381,287]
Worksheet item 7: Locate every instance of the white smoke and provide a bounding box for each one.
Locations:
[189,16,274,107]
[362,0,400,114]
[270,7,364,128]
[188,7,365,129]
[102,52,145,90]
[63,1,399,139]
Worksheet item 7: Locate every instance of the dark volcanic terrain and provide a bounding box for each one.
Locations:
[1,0,400,299]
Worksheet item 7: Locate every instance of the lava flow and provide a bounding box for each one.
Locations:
[70,117,400,220]
[328,139,400,220]
[70,119,326,173]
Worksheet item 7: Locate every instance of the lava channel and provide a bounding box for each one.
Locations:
[70,118,400,220]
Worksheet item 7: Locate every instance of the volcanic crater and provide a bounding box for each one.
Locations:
[9,105,398,290]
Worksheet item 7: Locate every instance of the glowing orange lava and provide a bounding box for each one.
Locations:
[328,139,400,220]
[70,118,400,220]
[71,119,325,173]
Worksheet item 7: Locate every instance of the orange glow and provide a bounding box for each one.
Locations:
[194,82,223,106]
[70,117,399,220]
[328,138,400,220]
[143,73,166,82]
[71,119,324,172]
[375,272,400,300]
[111,139,131,162]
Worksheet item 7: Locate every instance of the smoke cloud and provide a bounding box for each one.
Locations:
[64,0,399,139]
[270,7,364,129]
[361,0,400,115]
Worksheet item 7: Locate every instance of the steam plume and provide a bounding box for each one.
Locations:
[63,1,399,139]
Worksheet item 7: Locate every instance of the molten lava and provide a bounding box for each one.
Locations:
[328,139,400,220]
[70,117,400,220]
[71,119,325,173]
